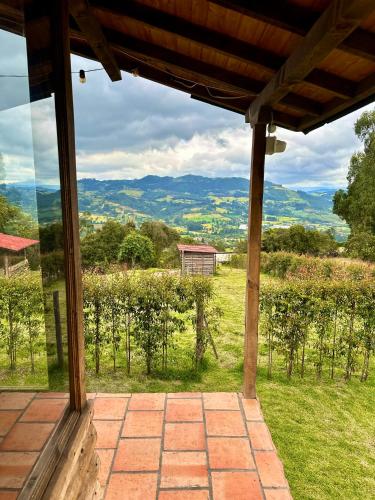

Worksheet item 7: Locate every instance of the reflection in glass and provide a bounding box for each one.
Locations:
[0,5,69,390]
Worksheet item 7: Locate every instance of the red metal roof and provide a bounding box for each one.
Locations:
[0,233,39,252]
[177,244,218,254]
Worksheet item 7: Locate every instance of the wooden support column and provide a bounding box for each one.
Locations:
[53,0,86,411]
[243,118,267,399]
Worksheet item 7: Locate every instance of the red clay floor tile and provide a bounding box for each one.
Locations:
[168,392,202,399]
[248,421,274,450]
[122,411,163,437]
[160,451,208,488]
[164,422,205,451]
[203,393,239,410]
[0,411,21,437]
[207,437,255,470]
[128,393,165,411]
[255,451,288,488]
[166,399,203,422]
[96,393,131,398]
[0,451,39,488]
[94,420,122,448]
[93,398,128,420]
[264,488,293,500]
[211,471,263,500]
[205,410,246,436]
[35,392,69,399]
[241,399,263,421]
[113,438,161,471]
[20,399,67,422]
[105,472,158,500]
[0,422,54,451]
[159,490,209,499]
[0,393,35,411]
[96,448,114,488]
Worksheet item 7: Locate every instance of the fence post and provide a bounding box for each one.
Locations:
[53,290,64,369]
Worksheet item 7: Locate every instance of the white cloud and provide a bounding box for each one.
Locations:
[1,40,372,190]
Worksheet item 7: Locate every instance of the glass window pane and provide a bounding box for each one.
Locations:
[0,2,69,391]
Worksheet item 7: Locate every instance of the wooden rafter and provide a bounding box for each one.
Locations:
[70,36,301,131]
[91,0,355,100]
[69,0,121,82]
[71,28,322,117]
[247,0,375,124]
[210,0,375,62]
[300,72,375,133]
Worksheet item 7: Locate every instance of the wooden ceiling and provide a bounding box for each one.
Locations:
[1,0,375,133]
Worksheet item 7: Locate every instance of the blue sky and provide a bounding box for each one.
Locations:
[0,28,372,190]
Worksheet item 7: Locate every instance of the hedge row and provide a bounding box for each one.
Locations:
[260,279,375,381]
[0,273,44,372]
[227,251,375,281]
[260,252,375,280]
[83,271,221,375]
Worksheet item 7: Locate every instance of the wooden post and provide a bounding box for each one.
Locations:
[243,119,267,399]
[53,290,64,370]
[53,0,86,411]
[4,255,9,278]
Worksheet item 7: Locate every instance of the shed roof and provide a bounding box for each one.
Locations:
[0,233,39,252]
[177,244,218,254]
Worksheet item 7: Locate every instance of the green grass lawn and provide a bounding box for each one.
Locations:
[1,267,374,499]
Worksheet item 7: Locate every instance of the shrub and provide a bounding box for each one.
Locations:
[118,231,155,268]
[260,278,375,381]
[260,251,374,281]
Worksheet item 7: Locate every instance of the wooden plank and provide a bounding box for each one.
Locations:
[210,0,375,62]
[19,406,79,500]
[243,117,268,399]
[54,0,86,412]
[70,38,300,131]
[72,28,324,116]
[247,0,375,124]
[300,71,375,133]
[41,402,98,499]
[91,0,355,99]
[69,0,121,81]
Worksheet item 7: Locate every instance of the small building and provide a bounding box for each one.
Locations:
[177,244,218,275]
[0,232,39,277]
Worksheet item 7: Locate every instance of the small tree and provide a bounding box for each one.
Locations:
[118,231,155,268]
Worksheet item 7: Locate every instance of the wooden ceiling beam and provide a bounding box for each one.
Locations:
[71,28,323,116]
[69,0,121,81]
[105,30,323,116]
[210,0,375,62]
[90,0,355,100]
[70,38,300,132]
[300,72,375,133]
[247,0,375,124]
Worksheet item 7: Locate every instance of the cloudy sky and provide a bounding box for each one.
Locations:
[0,27,372,189]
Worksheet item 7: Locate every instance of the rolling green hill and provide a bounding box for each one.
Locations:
[0,175,348,240]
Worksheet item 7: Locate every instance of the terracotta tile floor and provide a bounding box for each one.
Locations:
[93,392,292,500]
[0,392,68,497]
[0,392,292,499]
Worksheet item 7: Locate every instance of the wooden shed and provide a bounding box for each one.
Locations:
[178,244,218,275]
[0,232,39,277]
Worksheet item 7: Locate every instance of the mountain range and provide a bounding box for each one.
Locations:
[0,175,348,240]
